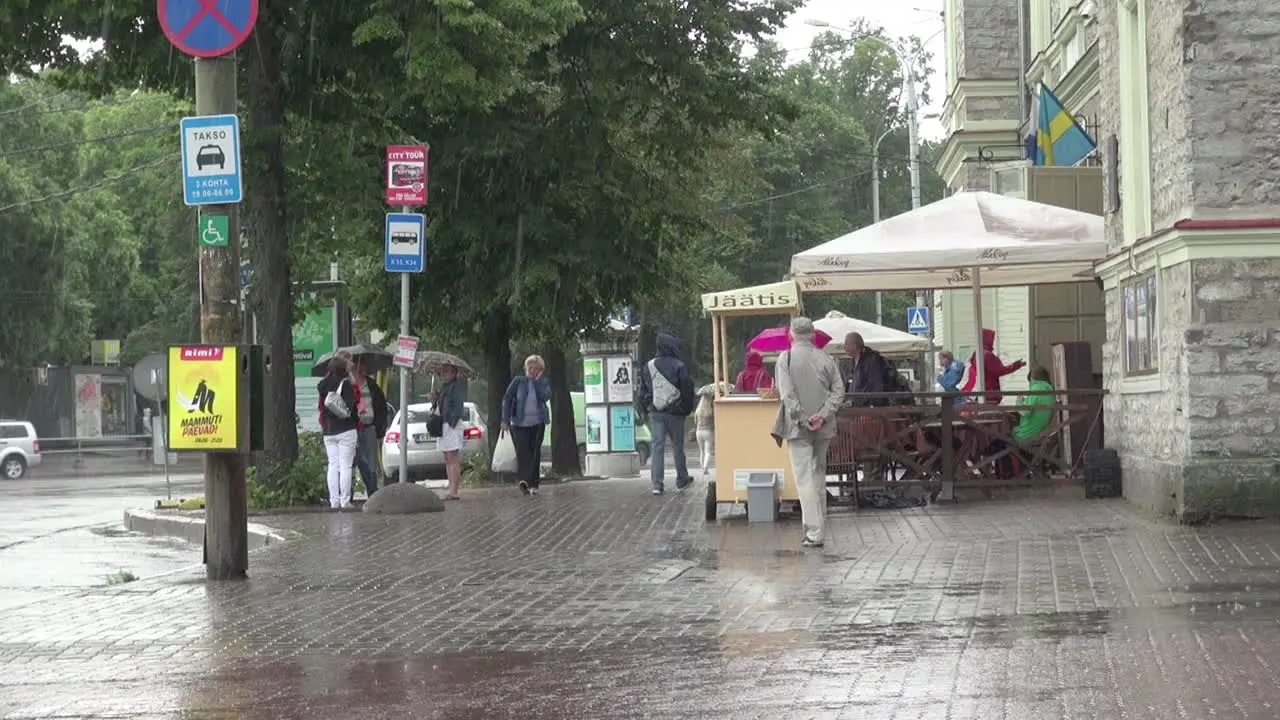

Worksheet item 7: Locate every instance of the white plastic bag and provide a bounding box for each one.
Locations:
[491,431,518,474]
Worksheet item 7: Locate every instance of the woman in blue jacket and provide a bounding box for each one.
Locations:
[501,355,552,495]
[937,351,966,405]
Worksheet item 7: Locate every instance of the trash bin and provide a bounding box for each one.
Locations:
[746,472,779,523]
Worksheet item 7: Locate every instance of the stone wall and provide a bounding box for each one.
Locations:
[1144,0,1192,227]
[960,94,1019,123]
[1093,0,1121,251]
[955,0,1021,79]
[1183,1,1280,217]
[1178,258,1280,520]
[1103,261,1190,519]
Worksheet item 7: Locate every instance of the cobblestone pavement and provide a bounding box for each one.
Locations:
[3,478,1280,718]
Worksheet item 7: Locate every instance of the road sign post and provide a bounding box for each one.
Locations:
[384,211,426,484]
[160,0,257,581]
[907,306,931,335]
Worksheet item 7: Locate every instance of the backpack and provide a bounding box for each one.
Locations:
[648,359,682,413]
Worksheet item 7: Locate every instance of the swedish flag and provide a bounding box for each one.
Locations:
[1031,83,1096,166]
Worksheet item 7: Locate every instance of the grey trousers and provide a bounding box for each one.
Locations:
[787,434,832,543]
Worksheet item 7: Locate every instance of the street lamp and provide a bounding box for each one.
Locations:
[871,126,893,325]
[805,19,922,215]
[806,19,928,367]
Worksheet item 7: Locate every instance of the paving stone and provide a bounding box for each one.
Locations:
[2,478,1280,717]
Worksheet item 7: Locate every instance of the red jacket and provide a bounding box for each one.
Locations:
[960,329,1024,404]
[734,351,774,393]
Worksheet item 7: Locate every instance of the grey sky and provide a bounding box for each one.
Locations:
[775,0,948,140]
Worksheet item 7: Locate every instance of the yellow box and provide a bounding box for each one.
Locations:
[711,396,798,504]
[166,345,240,452]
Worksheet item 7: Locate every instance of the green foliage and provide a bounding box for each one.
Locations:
[0,80,195,369]
[104,569,138,585]
[246,433,329,509]
[460,444,495,488]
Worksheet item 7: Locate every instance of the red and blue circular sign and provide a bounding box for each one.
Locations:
[158,0,258,58]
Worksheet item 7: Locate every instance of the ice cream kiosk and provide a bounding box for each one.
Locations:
[701,280,803,521]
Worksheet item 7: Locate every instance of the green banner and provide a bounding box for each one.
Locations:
[292,307,335,432]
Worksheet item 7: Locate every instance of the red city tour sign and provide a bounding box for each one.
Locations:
[386,145,428,206]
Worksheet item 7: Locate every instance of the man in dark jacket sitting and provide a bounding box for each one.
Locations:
[638,332,697,495]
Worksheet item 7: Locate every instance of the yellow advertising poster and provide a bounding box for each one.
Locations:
[167,345,239,451]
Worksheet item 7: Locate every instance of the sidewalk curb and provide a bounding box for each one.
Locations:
[123,508,295,550]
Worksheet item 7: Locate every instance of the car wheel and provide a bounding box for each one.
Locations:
[635,441,651,467]
[2,456,26,480]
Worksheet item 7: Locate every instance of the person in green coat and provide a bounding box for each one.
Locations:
[1012,366,1056,442]
[985,366,1056,477]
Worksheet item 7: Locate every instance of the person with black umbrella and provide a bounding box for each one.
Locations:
[350,356,390,493]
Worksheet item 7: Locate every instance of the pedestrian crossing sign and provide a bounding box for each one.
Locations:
[907,307,930,334]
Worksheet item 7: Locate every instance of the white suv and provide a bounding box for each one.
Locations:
[0,420,41,479]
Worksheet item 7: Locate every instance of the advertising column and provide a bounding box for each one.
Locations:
[580,326,640,477]
[291,307,336,433]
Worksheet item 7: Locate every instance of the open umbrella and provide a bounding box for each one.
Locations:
[311,343,395,377]
[413,350,475,379]
[746,326,833,353]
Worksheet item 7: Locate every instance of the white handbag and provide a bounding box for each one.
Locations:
[324,378,351,419]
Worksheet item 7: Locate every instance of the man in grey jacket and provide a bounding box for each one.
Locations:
[772,316,845,548]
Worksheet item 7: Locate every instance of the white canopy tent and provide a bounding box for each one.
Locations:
[789,192,1107,393]
[813,310,934,357]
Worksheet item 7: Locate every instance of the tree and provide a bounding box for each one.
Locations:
[0,80,192,369]
[345,0,802,471]
[1,0,588,478]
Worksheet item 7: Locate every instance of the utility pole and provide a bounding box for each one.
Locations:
[871,126,892,326]
[195,56,248,580]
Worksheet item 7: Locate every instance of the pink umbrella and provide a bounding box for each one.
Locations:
[747,327,833,352]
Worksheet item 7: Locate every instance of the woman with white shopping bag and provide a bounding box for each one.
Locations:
[316,356,360,508]
[500,355,552,495]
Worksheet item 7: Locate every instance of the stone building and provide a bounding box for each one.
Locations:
[939,0,1280,520]
[1094,0,1280,520]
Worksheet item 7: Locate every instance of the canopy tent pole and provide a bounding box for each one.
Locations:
[711,314,724,396]
[719,317,730,396]
[972,266,986,396]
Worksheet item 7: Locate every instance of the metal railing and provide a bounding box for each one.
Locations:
[826,388,1107,504]
[38,434,155,466]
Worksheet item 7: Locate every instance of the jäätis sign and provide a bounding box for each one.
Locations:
[700,280,802,314]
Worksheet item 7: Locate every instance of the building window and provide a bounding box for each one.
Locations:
[1064,27,1082,71]
[1123,273,1157,375]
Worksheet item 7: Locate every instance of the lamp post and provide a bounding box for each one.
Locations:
[871,126,892,325]
[805,20,925,319]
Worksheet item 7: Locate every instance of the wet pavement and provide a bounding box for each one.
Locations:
[0,471,204,610]
[3,478,1280,718]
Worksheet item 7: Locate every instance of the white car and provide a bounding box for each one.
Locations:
[382,402,486,484]
[0,420,41,479]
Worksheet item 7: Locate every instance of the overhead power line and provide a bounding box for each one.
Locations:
[0,154,173,215]
[0,124,174,159]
